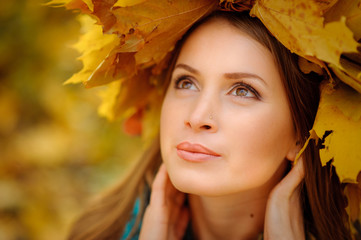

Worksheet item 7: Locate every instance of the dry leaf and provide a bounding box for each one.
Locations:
[63,0,218,106]
[250,0,361,92]
[313,82,361,183]
[83,0,217,87]
[81,0,217,121]
[323,0,361,93]
[65,15,119,85]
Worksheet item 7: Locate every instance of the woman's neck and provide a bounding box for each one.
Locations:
[188,191,267,240]
[188,161,289,240]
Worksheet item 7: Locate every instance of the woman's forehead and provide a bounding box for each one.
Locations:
[178,18,272,60]
[175,18,278,82]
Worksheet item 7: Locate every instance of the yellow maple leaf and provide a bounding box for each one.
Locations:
[66,0,218,89]
[313,82,361,183]
[65,15,119,85]
[324,0,361,94]
[81,0,218,120]
[106,0,217,63]
[250,0,361,92]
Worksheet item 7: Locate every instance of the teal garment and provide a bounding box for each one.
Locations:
[120,199,141,240]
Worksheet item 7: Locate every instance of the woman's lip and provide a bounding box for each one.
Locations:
[176,142,221,162]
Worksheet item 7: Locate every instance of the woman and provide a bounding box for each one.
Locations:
[67,11,351,240]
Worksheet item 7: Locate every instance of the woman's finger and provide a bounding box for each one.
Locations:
[150,163,168,206]
[272,157,305,198]
[264,158,306,240]
[140,164,173,240]
[141,164,189,240]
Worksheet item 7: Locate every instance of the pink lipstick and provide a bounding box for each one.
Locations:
[176,142,221,162]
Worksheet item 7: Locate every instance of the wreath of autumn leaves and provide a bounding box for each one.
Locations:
[50,0,361,225]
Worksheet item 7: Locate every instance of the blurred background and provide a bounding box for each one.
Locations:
[0,1,142,239]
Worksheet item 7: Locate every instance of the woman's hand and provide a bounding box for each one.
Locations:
[139,164,189,240]
[264,158,305,240]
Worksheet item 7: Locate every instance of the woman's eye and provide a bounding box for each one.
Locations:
[231,86,255,98]
[175,78,197,90]
[179,80,193,89]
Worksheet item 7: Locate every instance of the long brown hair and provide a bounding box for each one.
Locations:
[67,11,351,240]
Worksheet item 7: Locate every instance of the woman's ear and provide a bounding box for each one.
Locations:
[286,140,302,161]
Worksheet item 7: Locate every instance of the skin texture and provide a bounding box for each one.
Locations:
[140,18,305,239]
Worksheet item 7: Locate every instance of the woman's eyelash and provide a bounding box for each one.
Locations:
[174,75,194,89]
[232,82,261,99]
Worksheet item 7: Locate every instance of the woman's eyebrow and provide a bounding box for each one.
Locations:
[174,63,267,86]
[174,63,199,75]
[224,72,267,86]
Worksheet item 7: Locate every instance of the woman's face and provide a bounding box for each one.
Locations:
[160,18,298,196]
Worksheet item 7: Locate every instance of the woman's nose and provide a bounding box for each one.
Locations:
[185,94,218,133]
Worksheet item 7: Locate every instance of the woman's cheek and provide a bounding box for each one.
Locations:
[160,96,180,159]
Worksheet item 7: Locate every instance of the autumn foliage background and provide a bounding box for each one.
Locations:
[0,1,141,239]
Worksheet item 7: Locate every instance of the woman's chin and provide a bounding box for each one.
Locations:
[172,181,222,196]
[166,165,281,198]
[167,172,231,197]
